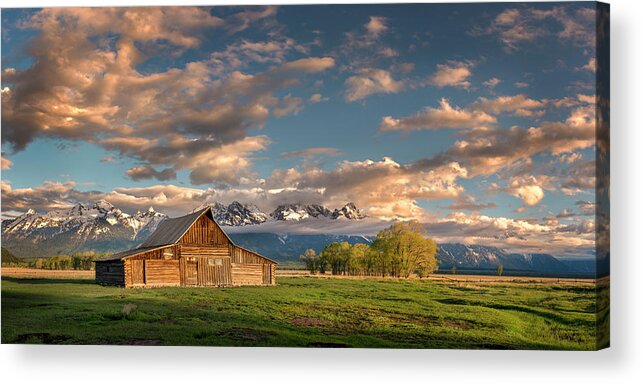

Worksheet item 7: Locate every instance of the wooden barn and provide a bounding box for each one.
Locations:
[95,207,277,288]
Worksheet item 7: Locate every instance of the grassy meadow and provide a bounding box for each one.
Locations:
[1,273,608,350]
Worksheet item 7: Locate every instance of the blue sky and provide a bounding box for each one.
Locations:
[1,3,603,256]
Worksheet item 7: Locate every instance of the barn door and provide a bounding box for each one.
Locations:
[263,264,272,285]
[131,260,144,285]
[144,259,180,286]
[197,257,232,286]
[185,257,198,285]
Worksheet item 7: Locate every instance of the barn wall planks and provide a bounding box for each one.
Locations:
[144,259,180,286]
[130,260,144,285]
[196,257,232,286]
[231,263,265,286]
[100,245,274,287]
[180,214,230,246]
[95,261,125,286]
[231,246,272,264]
[126,245,180,261]
[263,264,273,285]
[181,245,230,258]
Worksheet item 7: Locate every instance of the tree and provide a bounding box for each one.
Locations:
[319,242,352,275]
[451,266,457,275]
[370,221,438,278]
[369,237,392,277]
[300,249,318,274]
[497,264,504,276]
[348,243,369,275]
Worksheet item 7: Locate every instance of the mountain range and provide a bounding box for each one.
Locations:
[1,200,601,277]
[1,200,167,257]
[1,200,366,257]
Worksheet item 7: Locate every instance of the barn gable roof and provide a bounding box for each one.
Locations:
[96,206,276,264]
[139,206,214,248]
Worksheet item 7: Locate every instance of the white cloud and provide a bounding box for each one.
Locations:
[2,8,335,185]
[379,98,496,132]
[265,158,468,220]
[126,166,177,181]
[308,93,328,103]
[423,211,595,257]
[1,155,12,170]
[477,6,596,51]
[344,68,405,102]
[507,176,546,206]
[412,106,596,176]
[365,16,388,38]
[580,57,597,72]
[277,57,336,73]
[430,61,473,88]
[471,94,546,117]
[483,77,501,88]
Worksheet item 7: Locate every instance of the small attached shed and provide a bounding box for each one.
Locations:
[95,207,277,288]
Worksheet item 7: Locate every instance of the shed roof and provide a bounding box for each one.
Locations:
[139,207,212,248]
[95,245,171,262]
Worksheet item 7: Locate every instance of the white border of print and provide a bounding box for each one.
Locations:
[0,1,640,384]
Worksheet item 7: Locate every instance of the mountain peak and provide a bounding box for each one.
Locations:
[93,200,114,212]
[270,202,365,222]
[332,202,365,220]
[147,206,155,213]
[212,201,268,226]
[2,200,167,246]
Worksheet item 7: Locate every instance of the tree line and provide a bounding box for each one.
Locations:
[300,221,439,278]
[2,252,105,270]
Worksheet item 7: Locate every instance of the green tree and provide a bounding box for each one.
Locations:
[300,249,318,274]
[369,237,392,277]
[347,243,369,275]
[320,242,352,275]
[371,221,438,278]
[497,264,504,276]
[451,266,457,275]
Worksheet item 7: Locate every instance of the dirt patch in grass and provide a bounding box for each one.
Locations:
[14,332,71,344]
[362,307,482,332]
[442,318,474,330]
[291,317,331,327]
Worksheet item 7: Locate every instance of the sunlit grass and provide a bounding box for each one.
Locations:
[1,276,605,349]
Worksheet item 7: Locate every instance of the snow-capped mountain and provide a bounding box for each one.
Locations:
[436,243,571,275]
[212,201,268,226]
[1,200,366,258]
[2,200,167,257]
[2,200,166,242]
[331,202,365,220]
[270,203,365,221]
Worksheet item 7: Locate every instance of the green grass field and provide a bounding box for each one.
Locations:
[1,275,608,349]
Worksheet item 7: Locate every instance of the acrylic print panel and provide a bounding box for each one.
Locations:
[0,2,609,350]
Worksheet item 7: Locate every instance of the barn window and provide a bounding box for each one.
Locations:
[163,249,174,260]
[106,266,112,273]
[208,258,223,266]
